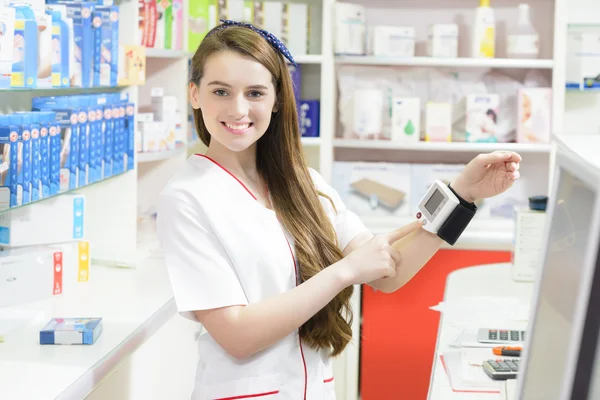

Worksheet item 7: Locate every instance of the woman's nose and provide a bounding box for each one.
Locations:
[228,95,249,119]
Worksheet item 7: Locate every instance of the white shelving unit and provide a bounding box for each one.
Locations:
[137,148,187,163]
[333,139,552,153]
[335,55,554,69]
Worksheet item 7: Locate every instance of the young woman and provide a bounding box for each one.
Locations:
[157,21,522,400]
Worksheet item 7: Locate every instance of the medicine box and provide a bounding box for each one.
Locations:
[425,102,452,142]
[334,2,366,55]
[465,94,499,143]
[282,2,308,56]
[566,28,600,89]
[0,6,15,89]
[299,100,320,137]
[517,88,552,143]
[40,317,103,345]
[187,0,218,53]
[287,64,301,105]
[332,161,411,217]
[427,24,458,58]
[512,208,547,282]
[391,97,420,144]
[0,193,85,247]
[368,26,415,57]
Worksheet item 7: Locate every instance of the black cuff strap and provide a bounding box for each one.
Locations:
[437,184,477,246]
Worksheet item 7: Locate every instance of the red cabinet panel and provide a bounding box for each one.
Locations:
[360,249,511,400]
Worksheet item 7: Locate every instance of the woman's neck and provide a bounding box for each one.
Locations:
[205,140,260,182]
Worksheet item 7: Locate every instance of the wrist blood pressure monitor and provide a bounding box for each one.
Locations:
[416,180,477,245]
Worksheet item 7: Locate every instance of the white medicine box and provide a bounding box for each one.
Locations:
[427,24,458,58]
[465,94,500,143]
[368,26,415,57]
[517,88,552,143]
[512,208,547,282]
[0,194,85,247]
[335,2,366,55]
[391,97,420,144]
[332,161,411,217]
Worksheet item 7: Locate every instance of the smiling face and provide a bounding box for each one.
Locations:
[190,50,277,153]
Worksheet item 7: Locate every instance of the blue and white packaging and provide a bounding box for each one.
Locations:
[0,6,16,89]
[17,114,32,205]
[0,193,85,247]
[57,2,95,87]
[112,100,125,174]
[93,5,118,87]
[11,5,38,88]
[37,111,55,198]
[47,4,75,88]
[32,97,79,191]
[125,102,135,171]
[18,112,42,201]
[48,9,71,87]
[299,100,320,137]
[0,115,18,209]
[101,98,114,178]
[40,317,103,345]
[70,96,89,187]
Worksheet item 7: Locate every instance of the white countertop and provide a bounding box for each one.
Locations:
[0,260,176,400]
[427,263,535,400]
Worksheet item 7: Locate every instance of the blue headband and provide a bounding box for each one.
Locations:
[210,19,298,67]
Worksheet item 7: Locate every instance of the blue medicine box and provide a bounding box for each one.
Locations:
[299,100,320,137]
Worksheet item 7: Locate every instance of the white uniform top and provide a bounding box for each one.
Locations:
[157,154,368,400]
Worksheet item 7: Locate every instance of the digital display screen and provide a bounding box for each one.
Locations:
[425,189,444,214]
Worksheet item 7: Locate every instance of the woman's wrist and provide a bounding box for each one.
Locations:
[449,178,476,204]
[328,260,354,289]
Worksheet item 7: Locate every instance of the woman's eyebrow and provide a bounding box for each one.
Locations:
[207,81,269,91]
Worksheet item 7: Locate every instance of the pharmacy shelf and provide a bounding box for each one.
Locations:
[0,258,176,400]
[333,139,552,153]
[294,54,324,64]
[137,148,186,163]
[301,136,322,146]
[0,85,127,93]
[362,216,514,251]
[145,48,189,59]
[0,170,132,215]
[335,56,554,69]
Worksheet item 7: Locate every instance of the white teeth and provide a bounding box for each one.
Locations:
[225,123,250,130]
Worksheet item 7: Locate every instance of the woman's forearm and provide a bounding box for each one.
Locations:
[369,229,443,293]
[196,261,350,359]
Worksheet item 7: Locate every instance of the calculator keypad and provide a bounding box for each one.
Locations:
[479,329,525,343]
[483,358,520,380]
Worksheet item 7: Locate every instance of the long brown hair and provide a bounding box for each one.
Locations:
[189,25,353,356]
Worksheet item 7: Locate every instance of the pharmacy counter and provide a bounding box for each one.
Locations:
[427,263,534,400]
[0,260,177,400]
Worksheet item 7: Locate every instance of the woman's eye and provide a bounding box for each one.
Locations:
[247,91,263,98]
[213,89,228,96]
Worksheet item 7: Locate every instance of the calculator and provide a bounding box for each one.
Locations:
[477,328,525,344]
[482,358,520,380]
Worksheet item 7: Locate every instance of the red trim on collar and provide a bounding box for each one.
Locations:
[195,154,257,200]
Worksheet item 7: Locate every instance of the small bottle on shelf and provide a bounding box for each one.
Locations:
[471,0,495,58]
[507,4,540,59]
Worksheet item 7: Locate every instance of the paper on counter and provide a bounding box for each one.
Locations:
[430,296,530,328]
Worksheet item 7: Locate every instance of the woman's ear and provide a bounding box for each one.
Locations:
[189,82,201,109]
[272,97,280,113]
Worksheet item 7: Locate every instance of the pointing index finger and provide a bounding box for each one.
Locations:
[383,220,423,245]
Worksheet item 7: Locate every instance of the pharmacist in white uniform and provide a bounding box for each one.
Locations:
[157,20,522,400]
